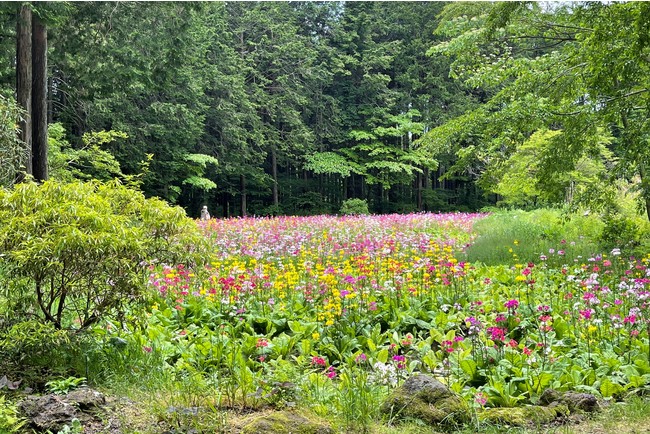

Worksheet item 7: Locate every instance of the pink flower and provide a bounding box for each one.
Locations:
[624,315,637,325]
[326,366,337,379]
[392,355,406,369]
[143,346,152,353]
[487,326,506,342]
[504,299,519,310]
[355,353,367,364]
[256,338,269,348]
[311,356,327,367]
[579,309,593,320]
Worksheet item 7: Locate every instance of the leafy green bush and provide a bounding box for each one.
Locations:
[599,213,640,250]
[46,376,86,394]
[340,198,369,215]
[0,180,206,330]
[0,320,71,375]
[0,395,24,433]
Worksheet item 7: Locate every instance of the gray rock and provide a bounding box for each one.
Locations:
[380,374,469,429]
[66,388,106,410]
[562,392,599,413]
[18,388,106,432]
[19,394,81,432]
[539,388,599,413]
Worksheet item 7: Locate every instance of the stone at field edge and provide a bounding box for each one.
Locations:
[380,374,470,429]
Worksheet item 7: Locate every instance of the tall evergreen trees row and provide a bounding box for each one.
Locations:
[2,2,648,219]
[1,2,484,216]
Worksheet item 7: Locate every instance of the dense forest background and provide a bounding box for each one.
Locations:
[0,2,648,219]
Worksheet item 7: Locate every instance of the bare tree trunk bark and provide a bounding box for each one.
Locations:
[240,174,247,217]
[271,148,278,207]
[32,13,48,181]
[16,4,32,179]
[639,165,650,222]
[416,172,422,211]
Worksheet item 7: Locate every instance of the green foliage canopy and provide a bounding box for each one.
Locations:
[419,2,650,218]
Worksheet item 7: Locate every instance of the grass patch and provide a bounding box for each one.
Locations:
[464,209,603,265]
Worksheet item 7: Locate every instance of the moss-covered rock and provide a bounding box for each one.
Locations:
[241,411,333,434]
[479,404,569,427]
[540,388,599,413]
[380,374,470,430]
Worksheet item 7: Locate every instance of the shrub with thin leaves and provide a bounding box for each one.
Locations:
[0,96,28,188]
[0,180,206,330]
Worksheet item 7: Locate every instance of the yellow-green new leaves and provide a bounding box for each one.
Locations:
[0,180,206,330]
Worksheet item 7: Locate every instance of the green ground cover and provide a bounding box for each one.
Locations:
[2,199,650,433]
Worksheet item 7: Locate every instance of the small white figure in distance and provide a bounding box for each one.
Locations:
[200,205,210,221]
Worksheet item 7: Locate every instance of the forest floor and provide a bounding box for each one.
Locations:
[83,392,650,434]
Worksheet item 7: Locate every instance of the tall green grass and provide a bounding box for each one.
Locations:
[464,209,603,265]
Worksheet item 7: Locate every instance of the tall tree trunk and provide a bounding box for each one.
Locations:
[640,165,650,222]
[240,174,247,217]
[16,4,32,179]
[271,148,278,207]
[416,172,423,211]
[31,13,48,181]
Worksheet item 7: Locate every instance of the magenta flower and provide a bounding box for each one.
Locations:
[487,326,506,342]
[504,299,519,310]
[579,309,594,320]
[624,315,637,325]
[326,366,337,379]
[392,355,406,369]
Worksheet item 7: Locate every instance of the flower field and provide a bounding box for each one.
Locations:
[117,212,650,426]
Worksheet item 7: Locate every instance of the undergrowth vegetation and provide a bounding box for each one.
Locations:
[1,181,650,433]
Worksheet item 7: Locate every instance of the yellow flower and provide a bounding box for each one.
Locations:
[312,332,320,340]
